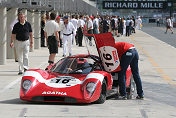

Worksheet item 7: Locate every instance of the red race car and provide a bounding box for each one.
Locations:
[20,33,135,103]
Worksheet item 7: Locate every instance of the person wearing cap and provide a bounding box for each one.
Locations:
[60,16,76,57]
[44,12,60,65]
[56,16,63,47]
[115,42,144,100]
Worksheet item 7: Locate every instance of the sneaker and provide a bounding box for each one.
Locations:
[62,54,66,57]
[136,95,144,100]
[18,72,23,75]
[118,95,127,100]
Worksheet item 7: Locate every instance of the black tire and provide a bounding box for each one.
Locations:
[127,76,136,99]
[95,79,107,104]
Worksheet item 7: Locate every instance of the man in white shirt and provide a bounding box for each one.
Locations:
[165,17,174,34]
[56,16,63,47]
[86,16,93,46]
[136,16,142,30]
[70,15,78,45]
[60,16,76,57]
[44,12,59,65]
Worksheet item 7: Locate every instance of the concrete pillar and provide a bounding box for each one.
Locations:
[27,10,34,52]
[0,7,7,65]
[34,12,41,49]
[6,8,17,59]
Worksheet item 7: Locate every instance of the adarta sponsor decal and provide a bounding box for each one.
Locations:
[103,1,168,9]
[42,91,67,95]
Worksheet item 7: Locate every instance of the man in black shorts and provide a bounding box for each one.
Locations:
[44,12,59,65]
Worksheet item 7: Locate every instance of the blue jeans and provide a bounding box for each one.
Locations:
[118,49,144,97]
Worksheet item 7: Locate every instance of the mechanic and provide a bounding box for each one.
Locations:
[44,12,60,65]
[60,16,76,57]
[10,12,33,75]
[115,42,144,100]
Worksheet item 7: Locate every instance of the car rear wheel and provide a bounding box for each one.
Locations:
[127,76,136,99]
[95,79,107,104]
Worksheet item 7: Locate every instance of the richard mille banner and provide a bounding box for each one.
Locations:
[103,1,170,9]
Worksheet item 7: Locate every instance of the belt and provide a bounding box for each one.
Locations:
[63,33,72,36]
[16,39,28,42]
[127,47,135,51]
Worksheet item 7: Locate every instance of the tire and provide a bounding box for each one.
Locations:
[127,76,136,99]
[95,79,107,104]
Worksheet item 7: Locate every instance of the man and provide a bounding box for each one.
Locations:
[165,17,174,34]
[77,15,85,47]
[136,16,142,30]
[60,16,76,57]
[115,42,144,100]
[70,15,78,45]
[10,12,33,75]
[44,12,60,65]
[86,15,93,46]
[56,16,63,47]
[93,16,99,34]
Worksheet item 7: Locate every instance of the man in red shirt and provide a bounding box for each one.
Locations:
[115,42,144,99]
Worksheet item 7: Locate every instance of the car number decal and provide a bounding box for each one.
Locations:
[46,76,81,88]
[99,46,120,72]
[23,71,81,88]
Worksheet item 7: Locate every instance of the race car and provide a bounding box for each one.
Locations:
[20,54,134,103]
[20,33,135,103]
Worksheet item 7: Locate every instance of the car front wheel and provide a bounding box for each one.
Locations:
[95,79,107,104]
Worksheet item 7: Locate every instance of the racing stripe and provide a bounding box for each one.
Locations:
[83,73,105,84]
[23,71,48,83]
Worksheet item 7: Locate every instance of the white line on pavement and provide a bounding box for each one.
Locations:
[0,62,46,93]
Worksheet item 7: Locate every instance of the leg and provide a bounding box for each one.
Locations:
[23,40,30,70]
[16,40,23,73]
[63,37,67,56]
[118,51,134,96]
[49,53,56,62]
[14,39,18,62]
[130,50,144,97]
[68,36,72,56]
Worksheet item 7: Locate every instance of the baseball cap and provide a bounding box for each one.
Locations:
[56,16,61,19]
[63,16,68,19]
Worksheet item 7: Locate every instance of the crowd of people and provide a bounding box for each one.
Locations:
[41,13,143,59]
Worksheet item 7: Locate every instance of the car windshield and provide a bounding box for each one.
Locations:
[50,57,95,74]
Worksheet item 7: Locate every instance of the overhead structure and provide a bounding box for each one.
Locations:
[0,0,98,15]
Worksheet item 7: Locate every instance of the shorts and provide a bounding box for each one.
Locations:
[48,36,58,54]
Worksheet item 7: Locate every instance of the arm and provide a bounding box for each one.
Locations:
[44,32,48,46]
[10,34,16,48]
[29,32,33,48]
[55,31,60,47]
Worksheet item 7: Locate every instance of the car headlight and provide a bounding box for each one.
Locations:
[22,80,31,91]
[86,82,97,96]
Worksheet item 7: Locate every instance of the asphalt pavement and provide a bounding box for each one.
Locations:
[0,27,176,118]
[142,23,176,48]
